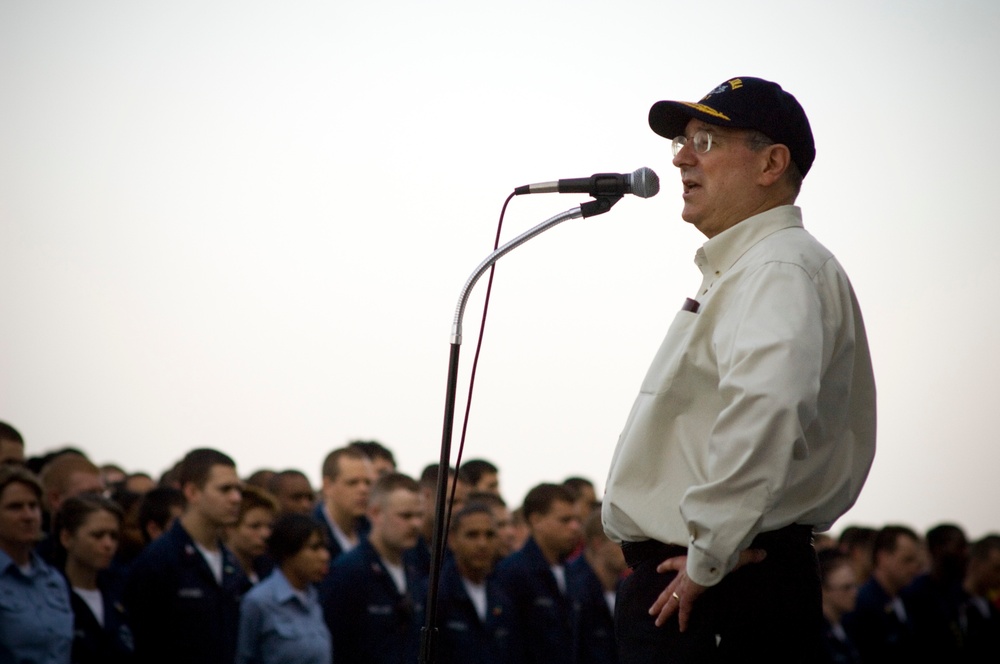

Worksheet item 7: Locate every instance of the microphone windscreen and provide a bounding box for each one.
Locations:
[630,167,659,198]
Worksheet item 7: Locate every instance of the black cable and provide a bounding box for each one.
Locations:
[442,191,515,535]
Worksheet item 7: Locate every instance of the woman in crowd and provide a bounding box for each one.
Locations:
[56,493,135,663]
[236,512,332,664]
[227,484,278,583]
[818,548,862,664]
[0,465,74,663]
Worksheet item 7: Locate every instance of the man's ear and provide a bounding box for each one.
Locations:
[367,499,381,524]
[758,143,792,187]
[145,522,163,541]
[182,481,200,505]
[526,511,541,532]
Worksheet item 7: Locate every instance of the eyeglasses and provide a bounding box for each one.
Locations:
[672,129,713,157]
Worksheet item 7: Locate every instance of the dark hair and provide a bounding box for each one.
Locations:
[238,485,278,522]
[838,525,877,550]
[460,459,498,486]
[925,523,967,556]
[0,465,42,499]
[449,502,495,533]
[348,440,396,467]
[817,548,852,586]
[321,447,367,481]
[137,487,186,543]
[419,463,455,489]
[177,448,236,489]
[55,494,123,537]
[872,525,920,565]
[522,483,575,521]
[267,469,310,495]
[562,476,594,498]
[267,513,326,564]
[582,507,606,541]
[465,491,506,510]
[969,534,1000,562]
[244,469,275,490]
[562,476,594,488]
[371,472,420,506]
[109,487,143,518]
[0,421,24,444]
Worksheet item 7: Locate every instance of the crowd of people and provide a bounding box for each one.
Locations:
[0,420,997,663]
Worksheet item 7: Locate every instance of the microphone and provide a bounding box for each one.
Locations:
[514,167,659,199]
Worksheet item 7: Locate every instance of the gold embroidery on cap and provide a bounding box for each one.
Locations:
[728,78,743,90]
[680,101,731,121]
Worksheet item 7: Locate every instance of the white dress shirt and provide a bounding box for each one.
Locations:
[603,205,876,587]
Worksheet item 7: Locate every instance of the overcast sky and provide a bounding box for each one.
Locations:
[2,1,997,538]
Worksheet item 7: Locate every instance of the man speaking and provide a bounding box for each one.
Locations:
[602,77,876,663]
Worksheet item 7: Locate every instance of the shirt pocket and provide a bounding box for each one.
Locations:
[271,619,299,640]
[0,584,27,613]
[639,309,701,395]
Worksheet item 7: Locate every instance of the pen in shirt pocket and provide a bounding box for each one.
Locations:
[681,297,700,314]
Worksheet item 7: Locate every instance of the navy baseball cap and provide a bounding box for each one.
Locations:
[649,77,815,177]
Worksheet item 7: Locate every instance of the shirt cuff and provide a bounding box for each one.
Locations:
[685,544,736,587]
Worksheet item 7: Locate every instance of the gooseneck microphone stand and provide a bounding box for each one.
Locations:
[417,193,623,664]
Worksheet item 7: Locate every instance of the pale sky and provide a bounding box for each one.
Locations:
[2,1,998,538]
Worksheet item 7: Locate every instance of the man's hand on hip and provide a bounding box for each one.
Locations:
[648,548,767,632]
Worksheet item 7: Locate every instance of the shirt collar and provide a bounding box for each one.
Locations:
[270,568,316,607]
[696,205,803,278]
[0,547,45,578]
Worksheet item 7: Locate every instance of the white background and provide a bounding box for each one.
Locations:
[2,1,997,537]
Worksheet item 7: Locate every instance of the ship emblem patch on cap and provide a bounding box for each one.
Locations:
[702,78,744,101]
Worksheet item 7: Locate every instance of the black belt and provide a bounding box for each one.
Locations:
[620,523,813,569]
[620,540,686,568]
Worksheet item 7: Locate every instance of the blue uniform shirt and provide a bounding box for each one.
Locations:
[566,555,618,664]
[235,568,331,664]
[0,549,74,664]
[123,519,250,664]
[319,539,422,664]
[493,537,574,664]
[431,558,521,664]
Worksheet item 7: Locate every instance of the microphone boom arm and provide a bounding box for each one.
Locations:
[451,205,583,344]
[450,195,621,344]
[421,197,620,663]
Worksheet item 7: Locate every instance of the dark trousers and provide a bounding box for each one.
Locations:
[615,525,824,664]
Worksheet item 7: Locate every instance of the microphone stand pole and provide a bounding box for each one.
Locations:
[418,194,621,664]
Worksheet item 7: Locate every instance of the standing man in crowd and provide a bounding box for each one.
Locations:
[844,524,922,661]
[494,483,582,664]
[0,422,25,466]
[460,459,501,496]
[569,509,626,664]
[314,446,374,564]
[603,76,877,663]
[125,448,249,664]
[434,502,521,663]
[960,534,1000,660]
[320,472,424,664]
[267,469,315,516]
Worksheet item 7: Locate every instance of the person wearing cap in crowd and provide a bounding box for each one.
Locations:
[602,76,877,663]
